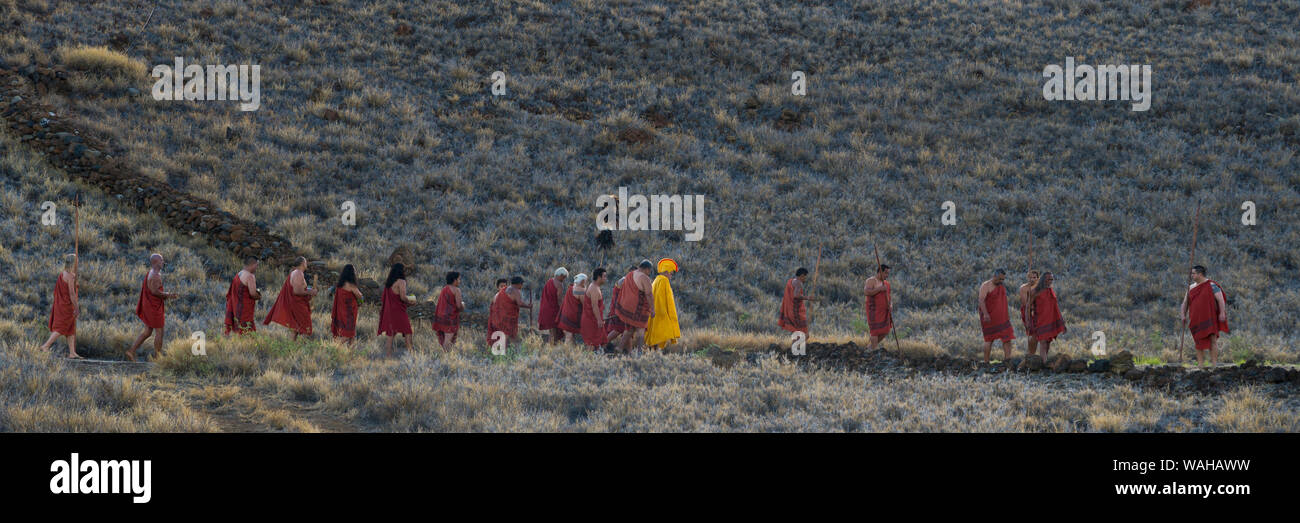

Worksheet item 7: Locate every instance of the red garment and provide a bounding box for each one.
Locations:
[981,284,1015,342]
[377,285,412,336]
[224,273,257,335]
[581,291,607,347]
[605,280,627,335]
[558,285,583,333]
[48,272,76,336]
[865,280,892,336]
[263,273,313,335]
[1187,279,1229,351]
[538,278,562,330]
[1030,288,1066,342]
[778,278,808,333]
[135,272,165,329]
[487,287,520,345]
[614,271,650,328]
[331,287,359,338]
[432,286,461,333]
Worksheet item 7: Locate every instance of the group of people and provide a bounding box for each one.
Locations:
[40,252,1230,368]
[776,265,1230,367]
[529,258,681,354]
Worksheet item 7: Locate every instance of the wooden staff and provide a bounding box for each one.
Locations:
[1176,201,1202,363]
[808,244,822,334]
[872,243,902,355]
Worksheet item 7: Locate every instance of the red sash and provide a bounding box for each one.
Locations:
[980,284,1015,342]
[865,280,892,336]
[558,286,583,333]
[432,286,461,333]
[263,274,313,335]
[581,292,608,347]
[135,273,165,329]
[1030,288,1066,341]
[1187,279,1229,350]
[538,278,562,330]
[48,273,76,336]
[377,286,412,336]
[330,287,358,338]
[778,278,808,333]
[487,288,520,344]
[224,274,257,334]
[614,271,650,328]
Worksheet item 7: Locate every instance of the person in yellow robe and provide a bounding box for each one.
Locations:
[645,258,681,349]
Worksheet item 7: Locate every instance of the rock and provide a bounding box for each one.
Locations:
[1018,354,1043,372]
[705,346,741,369]
[9,96,20,104]
[1047,354,1071,372]
[1088,359,1111,373]
[126,87,140,96]
[321,108,340,121]
[1264,367,1287,383]
[1124,369,1146,381]
[1110,350,1135,375]
[1068,359,1088,373]
[394,22,414,36]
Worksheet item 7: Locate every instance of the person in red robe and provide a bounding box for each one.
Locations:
[1181,265,1229,367]
[330,264,363,346]
[614,260,654,354]
[779,268,813,335]
[557,273,587,343]
[863,264,893,350]
[432,271,465,350]
[978,269,1016,363]
[224,257,262,335]
[264,257,317,341]
[487,276,530,349]
[537,267,567,344]
[40,254,81,359]
[604,265,636,348]
[1028,271,1066,357]
[376,263,415,356]
[126,253,178,361]
[581,269,609,351]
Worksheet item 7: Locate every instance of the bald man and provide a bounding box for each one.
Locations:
[126,253,178,361]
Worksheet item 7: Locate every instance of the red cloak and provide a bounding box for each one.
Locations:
[135,272,165,329]
[538,278,562,330]
[604,278,627,335]
[487,287,520,345]
[377,286,412,336]
[778,278,808,333]
[331,287,358,338]
[224,273,257,335]
[614,271,650,329]
[432,286,461,333]
[48,272,76,336]
[1187,279,1229,350]
[1030,288,1066,342]
[558,285,583,333]
[263,273,313,335]
[581,292,608,347]
[981,284,1015,342]
[865,280,892,336]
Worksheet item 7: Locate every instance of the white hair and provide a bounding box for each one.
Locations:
[555,267,569,277]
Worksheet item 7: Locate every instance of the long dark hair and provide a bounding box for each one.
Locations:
[384,263,405,289]
[336,264,358,290]
[1033,271,1053,293]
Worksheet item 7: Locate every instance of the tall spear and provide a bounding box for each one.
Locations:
[872,243,902,355]
[1176,201,1202,364]
[72,193,81,311]
[808,244,822,334]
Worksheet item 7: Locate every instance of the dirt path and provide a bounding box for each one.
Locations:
[65,359,366,433]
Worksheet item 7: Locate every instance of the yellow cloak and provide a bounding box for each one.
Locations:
[645,274,680,347]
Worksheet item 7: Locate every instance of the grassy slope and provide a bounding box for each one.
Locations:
[1,0,1298,364]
